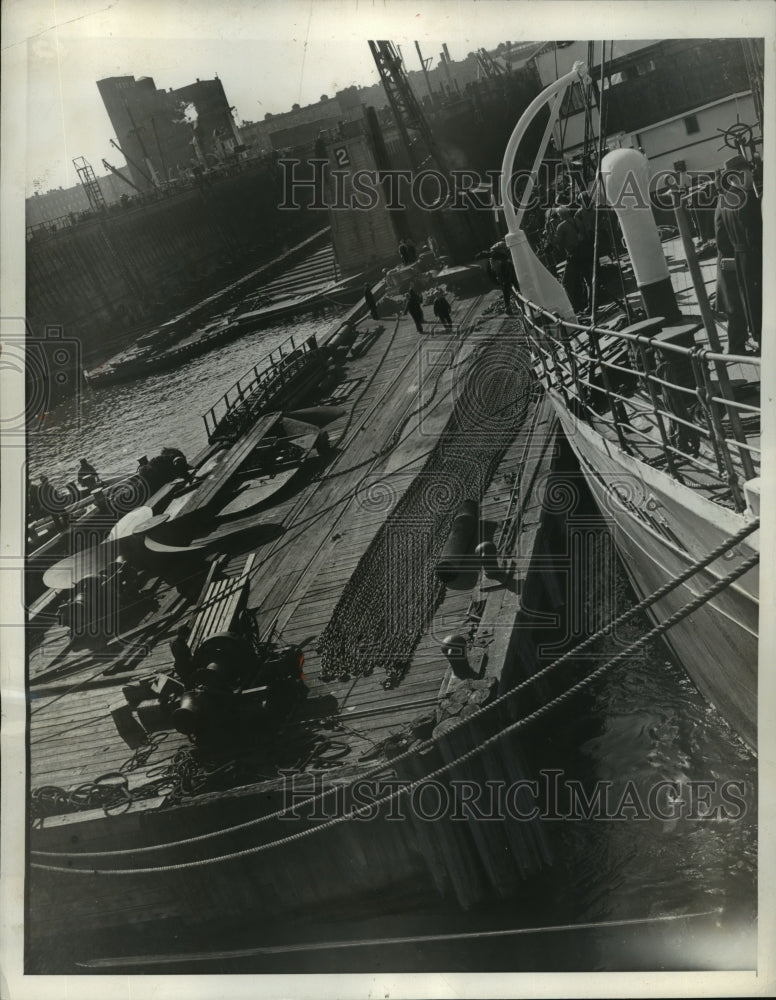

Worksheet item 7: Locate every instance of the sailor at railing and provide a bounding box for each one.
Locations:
[545,205,595,314]
[714,155,762,356]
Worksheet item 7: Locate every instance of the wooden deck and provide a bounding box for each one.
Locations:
[26,275,575,968]
[30,234,757,799]
[27,288,557,819]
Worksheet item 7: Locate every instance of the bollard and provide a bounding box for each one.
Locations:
[436,500,479,582]
[475,540,500,576]
[441,633,475,679]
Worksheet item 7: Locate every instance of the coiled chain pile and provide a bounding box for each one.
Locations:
[318,331,533,685]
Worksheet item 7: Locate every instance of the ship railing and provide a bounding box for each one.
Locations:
[202,332,319,442]
[517,295,760,513]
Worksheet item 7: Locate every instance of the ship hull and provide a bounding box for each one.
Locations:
[550,395,758,750]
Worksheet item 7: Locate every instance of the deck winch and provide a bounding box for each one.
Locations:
[171,633,306,740]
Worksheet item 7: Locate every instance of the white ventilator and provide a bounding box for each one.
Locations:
[601,148,679,320]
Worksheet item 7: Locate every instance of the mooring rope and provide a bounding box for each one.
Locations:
[31,543,757,874]
[31,512,757,856]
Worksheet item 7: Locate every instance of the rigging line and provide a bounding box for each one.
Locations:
[78,908,726,966]
[32,517,758,861]
[588,41,607,324]
[32,551,758,875]
[583,41,595,167]
[592,40,632,323]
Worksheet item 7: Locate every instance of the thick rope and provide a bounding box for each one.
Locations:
[32,515,757,858]
[32,548,757,874]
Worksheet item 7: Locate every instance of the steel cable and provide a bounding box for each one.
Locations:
[31,548,757,874]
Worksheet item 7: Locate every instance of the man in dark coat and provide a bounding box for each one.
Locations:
[405,286,424,333]
[485,241,520,314]
[714,239,749,355]
[161,447,192,483]
[433,291,453,330]
[77,458,99,490]
[715,155,762,349]
[547,206,592,313]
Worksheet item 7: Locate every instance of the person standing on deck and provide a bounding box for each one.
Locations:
[77,458,99,490]
[161,447,193,483]
[714,155,762,352]
[714,184,750,356]
[433,290,453,330]
[548,206,592,314]
[405,286,425,333]
[480,242,519,314]
[28,479,43,521]
[363,283,379,320]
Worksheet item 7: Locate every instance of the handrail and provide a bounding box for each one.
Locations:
[516,292,760,513]
[202,332,320,442]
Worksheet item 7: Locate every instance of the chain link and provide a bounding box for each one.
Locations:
[319,330,533,684]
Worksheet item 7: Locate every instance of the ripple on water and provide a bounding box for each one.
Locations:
[27,308,340,483]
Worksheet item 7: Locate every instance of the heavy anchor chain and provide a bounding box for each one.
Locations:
[318,343,533,687]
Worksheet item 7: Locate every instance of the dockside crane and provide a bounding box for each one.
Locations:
[101,159,143,194]
[414,40,435,99]
[475,47,508,80]
[368,39,451,176]
[368,39,487,255]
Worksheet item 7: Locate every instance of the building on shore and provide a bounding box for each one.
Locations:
[26,167,134,231]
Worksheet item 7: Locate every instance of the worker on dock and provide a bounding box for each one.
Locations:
[404,286,425,333]
[27,478,44,521]
[363,283,379,320]
[77,458,100,491]
[433,290,453,330]
[714,155,762,352]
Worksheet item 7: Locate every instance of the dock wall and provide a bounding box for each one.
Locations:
[26,160,326,370]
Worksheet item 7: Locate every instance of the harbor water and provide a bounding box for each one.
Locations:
[25,309,756,971]
[26,307,341,484]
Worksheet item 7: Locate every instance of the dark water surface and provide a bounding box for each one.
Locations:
[27,307,340,484]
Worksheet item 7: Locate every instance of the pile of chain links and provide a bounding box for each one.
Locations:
[318,328,533,686]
